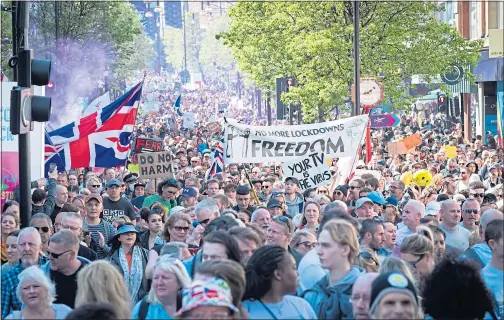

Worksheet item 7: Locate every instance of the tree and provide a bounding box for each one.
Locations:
[220,2,482,122]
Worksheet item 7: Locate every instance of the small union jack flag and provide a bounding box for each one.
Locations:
[206,138,224,180]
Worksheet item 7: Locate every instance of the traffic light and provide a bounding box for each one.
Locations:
[10,49,52,135]
[164,1,182,29]
[437,94,447,113]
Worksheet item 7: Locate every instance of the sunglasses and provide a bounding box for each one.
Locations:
[406,253,425,269]
[319,190,329,194]
[349,186,360,190]
[273,216,292,233]
[34,226,50,233]
[198,218,210,225]
[464,209,479,214]
[359,251,379,265]
[92,185,100,188]
[47,249,72,259]
[173,226,190,232]
[298,241,317,249]
[470,193,485,198]
[262,185,271,189]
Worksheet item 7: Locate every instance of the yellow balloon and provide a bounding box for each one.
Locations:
[413,169,433,187]
[401,172,413,187]
[128,164,139,174]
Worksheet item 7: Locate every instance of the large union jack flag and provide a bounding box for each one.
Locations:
[45,82,143,170]
[206,138,224,180]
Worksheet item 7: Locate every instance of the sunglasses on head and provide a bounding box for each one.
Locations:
[273,216,292,233]
[34,226,50,233]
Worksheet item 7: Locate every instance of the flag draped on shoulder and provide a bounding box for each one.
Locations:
[173,94,183,116]
[206,138,224,180]
[45,82,143,170]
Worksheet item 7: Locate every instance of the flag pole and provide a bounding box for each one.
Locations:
[241,167,260,205]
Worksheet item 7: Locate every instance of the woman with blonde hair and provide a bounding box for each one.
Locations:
[301,219,363,319]
[290,229,317,255]
[75,261,132,319]
[85,176,101,194]
[132,256,191,319]
[399,226,435,293]
[355,246,380,273]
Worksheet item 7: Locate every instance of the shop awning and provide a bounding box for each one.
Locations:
[474,50,504,82]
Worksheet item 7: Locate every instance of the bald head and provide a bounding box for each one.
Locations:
[403,200,425,218]
[480,209,504,232]
[441,199,459,211]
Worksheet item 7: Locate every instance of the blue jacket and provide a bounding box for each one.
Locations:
[301,266,362,320]
[183,251,202,278]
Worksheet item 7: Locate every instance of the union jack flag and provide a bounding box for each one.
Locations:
[45,83,143,170]
[206,138,224,180]
[44,132,66,176]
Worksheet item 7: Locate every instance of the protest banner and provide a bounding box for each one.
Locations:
[134,138,163,153]
[183,112,195,129]
[282,152,332,191]
[223,115,368,163]
[137,151,177,179]
[402,133,422,150]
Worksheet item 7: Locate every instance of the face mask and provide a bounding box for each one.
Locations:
[129,184,135,192]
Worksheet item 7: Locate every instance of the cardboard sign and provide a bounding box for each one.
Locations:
[402,133,421,150]
[183,112,195,129]
[282,152,332,191]
[138,151,177,179]
[135,138,163,153]
[442,145,457,159]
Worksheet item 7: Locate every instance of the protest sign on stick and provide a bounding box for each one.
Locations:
[282,152,332,191]
[137,151,177,179]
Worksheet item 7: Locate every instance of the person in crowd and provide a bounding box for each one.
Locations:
[283,177,304,218]
[266,199,284,217]
[132,256,191,319]
[194,260,247,316]
[232,185,256,213]
[181,187,198,208]
[66,302,119,320]
[354,197,375,219]
[461,209,504,268]
[422,258,496,319]
[481,219,504,319]
[205,179,220,197]
[49,185,69,223]
[107,223,149,304]
[359,219,387,258]
[41,230,91,308]
[85,176,102,195]
[426,225,448,263]
[5,266,72,319]
[379,256,416,284]
[469,181,486,205]
[460,198,481,233]
[30,213,53,255]
[368,272,421,320]
[382,221,396,255]
[265,216,303,266]
[142,178,181,211]
[350,273,379,320]
[355,246,380,273]
[396,200,425,246]
[82,194,116,259]
[138,208,165,250]
[61,212,98,261]
[2,200,20,217]
[75,260,132,319]
[2,228,48,318]
[224,184,238,206]
[228,227,262,264]
[72,196,87,217]
[53,212,66,233]
[439,199,471,252]
[67,185,80,204]
[213,194,231,211]
[31,169,58,215]
[290,229,317,255]
[332,185,348,202]
[301,219,362,319]
[347,179,365,209]
[1,230,20,272]
[175,277,240,319]
[296,200,320,233]
[399,226,436,292]
[242,245,317,319]
[189,198,220,245]
[251,208,271,235]
[1,212,20,264]
[101,179,136,223]
[200,231,241,263]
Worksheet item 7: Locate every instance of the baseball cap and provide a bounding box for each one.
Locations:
[123,173,138,183]
[425,201,441,216]
[367,191,387,205]
[181,187,197,198]
[385,196,398,206]
[106,179,121,188]
[285,177,300,186]
[267,198,282,209]
[355,197,373,209]
[86,193,103,203]
[369,272,418,316]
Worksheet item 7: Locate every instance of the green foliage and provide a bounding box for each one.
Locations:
[220,2,482,122]
[1,1,13,79]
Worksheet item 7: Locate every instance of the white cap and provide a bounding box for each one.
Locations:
[425,201,441,216]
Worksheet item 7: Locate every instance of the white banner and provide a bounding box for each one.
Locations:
[183,112,195,129]
[282,152,332,191]
[223,115,369,163]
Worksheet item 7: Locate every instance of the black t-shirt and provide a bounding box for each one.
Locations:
[101,197,135,222]
[51,262,86,308]
[78,244,98,261]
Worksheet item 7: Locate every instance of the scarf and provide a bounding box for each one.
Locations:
[118,246,143,304]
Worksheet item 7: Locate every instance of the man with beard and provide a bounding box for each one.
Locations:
[359,219,388,259]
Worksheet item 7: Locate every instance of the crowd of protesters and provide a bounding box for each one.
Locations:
[1,73,503,320]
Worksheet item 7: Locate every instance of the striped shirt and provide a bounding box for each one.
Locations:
[83,219,116,259]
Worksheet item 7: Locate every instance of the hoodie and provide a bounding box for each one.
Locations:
[285,192,304,218]
[460,242,492,269]
[301,266,363,320]
[31,178,57,215]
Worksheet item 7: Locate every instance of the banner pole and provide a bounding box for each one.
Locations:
[242,167,260,204]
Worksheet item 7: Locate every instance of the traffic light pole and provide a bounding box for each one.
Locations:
[12,1,32,227]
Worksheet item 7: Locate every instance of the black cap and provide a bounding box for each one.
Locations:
[369,272,418,315]
[251,179,262,185]
[236,185,251,195]
[267,198,282,209]
[285,177,300,186]
[123,173,139,183]
[334,185,348,196]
